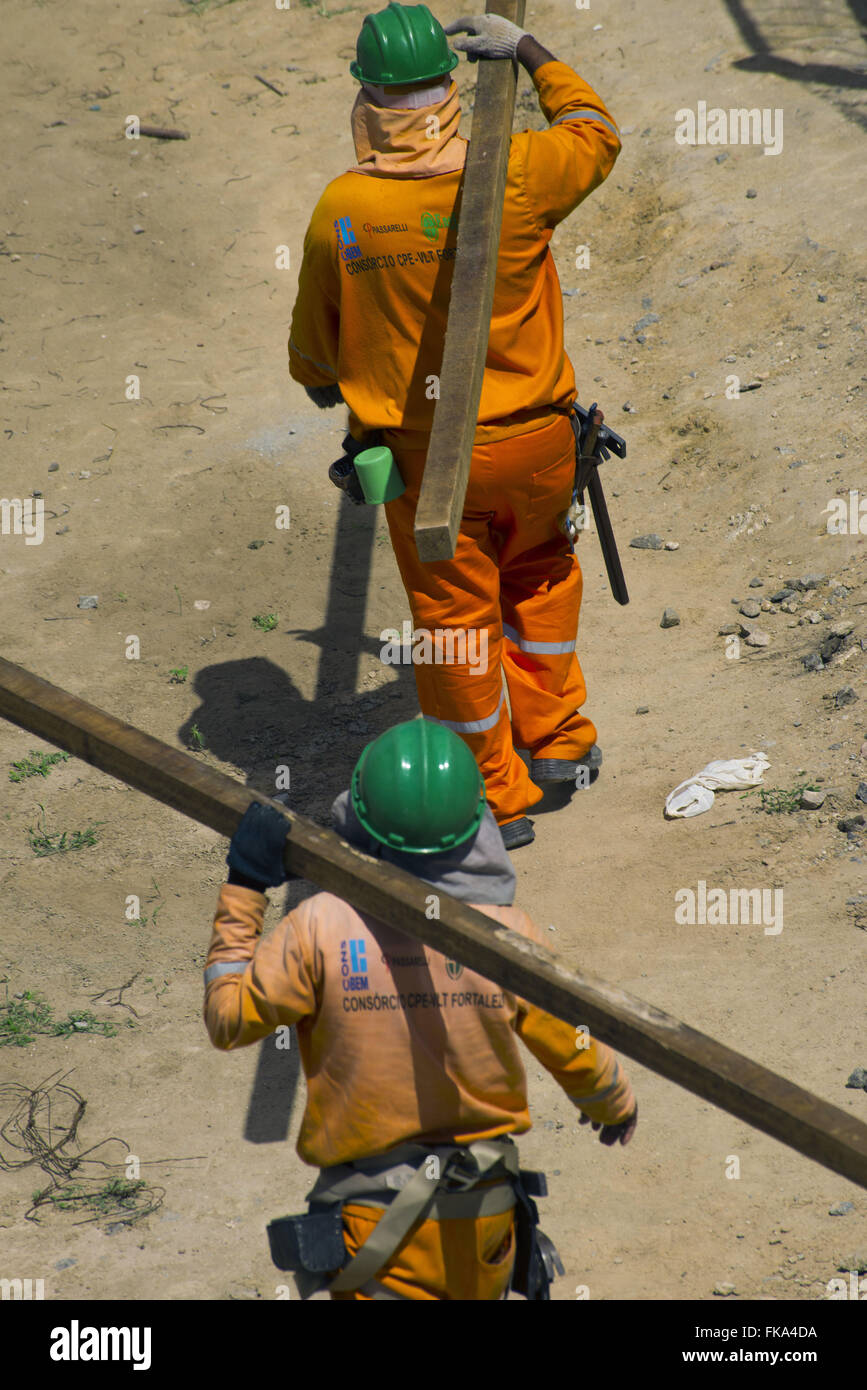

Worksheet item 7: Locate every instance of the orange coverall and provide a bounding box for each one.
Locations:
[289,61,621,824]
[204,882,635,1300]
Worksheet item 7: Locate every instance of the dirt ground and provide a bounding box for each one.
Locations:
[1,0,865,1303]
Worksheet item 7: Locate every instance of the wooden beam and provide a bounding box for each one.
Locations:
[1,654,866,1190]
[413,0,526,562]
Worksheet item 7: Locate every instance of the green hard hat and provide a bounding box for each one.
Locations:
[351,719,485,854]
[350,3,459,87]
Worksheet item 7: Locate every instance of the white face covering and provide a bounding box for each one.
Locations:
[362,78,452,110]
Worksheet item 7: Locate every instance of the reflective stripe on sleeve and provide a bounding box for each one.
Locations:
[204,961,249,987]
[549,108,621,141]
[568,1062,622,1109]
[503,622,576,656]
[288,337,337,378]
[423,693,505,736]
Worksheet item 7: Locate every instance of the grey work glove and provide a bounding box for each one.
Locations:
[305,383,344,409]
[444,13,527,61]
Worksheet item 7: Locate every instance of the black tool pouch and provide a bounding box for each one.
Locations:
[266,1206,347,1299]
[328,430,384,505]
[510,1170,564,1301]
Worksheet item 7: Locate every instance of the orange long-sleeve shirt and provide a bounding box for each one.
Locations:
[204,883,635,1168]
[288,60,620,446]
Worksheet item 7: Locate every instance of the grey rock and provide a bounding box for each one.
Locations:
[744,629,770,647]
[713,1282,737,1296]
[54,1258,77,1270]
[745,188,757,198]
[834,686,858,708]
[820,635,844,661]
[802,653,824,672]
[837,815,865,833]
[801,574,826,590]
[829,1202,854,1216]
[715,152,729,163]
[837,1251,867,1274]
[660,608,680,629]
[664,540,679,551]
[247,539,265,550]
[634,313,660,332]
[739,599,762,618]
[856,783,867,805]
[799,789,825,810]
[630,534,664,550]
[77,595,98,610]
[845,1067,867,1089]
[748,577,764,588]
[635,705,650,715]
[718,623,740,636]
[48,461,60,473]
[771,589,796,603]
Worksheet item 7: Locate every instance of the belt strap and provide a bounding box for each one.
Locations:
[327,1139,518,1294]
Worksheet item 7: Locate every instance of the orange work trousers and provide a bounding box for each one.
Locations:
[383,411,596,825]
[331,1202,516,1301]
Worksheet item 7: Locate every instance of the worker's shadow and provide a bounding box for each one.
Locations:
[721,0,867,129]
[179,495,418,1143]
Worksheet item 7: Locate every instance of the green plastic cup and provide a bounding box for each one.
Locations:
[353,445,405,504]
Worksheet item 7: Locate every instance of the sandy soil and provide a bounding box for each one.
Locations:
[1,0,865,1301]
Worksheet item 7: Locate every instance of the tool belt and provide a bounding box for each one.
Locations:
[267,1137,563,1301]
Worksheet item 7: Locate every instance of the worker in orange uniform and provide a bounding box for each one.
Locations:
[204,720,637,1300]
[288,6,622,849]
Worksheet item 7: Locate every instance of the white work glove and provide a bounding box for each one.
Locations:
[444,14,527,61]
[305,383,344,409]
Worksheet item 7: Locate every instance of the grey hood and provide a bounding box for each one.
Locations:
[330,790,516,907]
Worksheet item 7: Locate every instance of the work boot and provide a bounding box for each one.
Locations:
[532,745,603,784]
[498,816,535,851]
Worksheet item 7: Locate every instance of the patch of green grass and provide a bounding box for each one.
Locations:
[169,665,189,684]
[741,781,819,814]
[189,723,206,750]
[252,612,278,632]
[0,989,117,1047]
[29,1176,156,1224]
[9,749,69,783]
[27,804,104,856]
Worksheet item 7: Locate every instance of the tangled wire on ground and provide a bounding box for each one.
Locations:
[0,1070,165,1227]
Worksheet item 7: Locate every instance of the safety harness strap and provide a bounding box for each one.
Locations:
[327,1139,518,1294]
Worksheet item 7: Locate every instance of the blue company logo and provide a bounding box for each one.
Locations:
[335,215,362,262]
[341,937,369,991]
